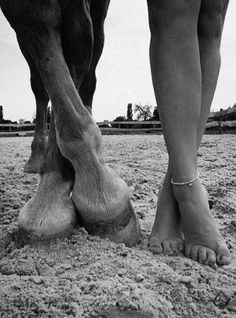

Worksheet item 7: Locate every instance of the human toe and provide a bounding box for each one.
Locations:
[170,240,183,255]
[198,247,207,264]
[149,238,163,254]
[190,245,200,261]
[205,248,216,266]
[163,241,173,255]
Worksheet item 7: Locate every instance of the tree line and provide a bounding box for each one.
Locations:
[0,105,51,124]
[114,103,159,122]
[114,102,236,123]
[1,102,236,126]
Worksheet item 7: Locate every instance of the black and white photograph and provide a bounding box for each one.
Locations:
[0,1,236,317]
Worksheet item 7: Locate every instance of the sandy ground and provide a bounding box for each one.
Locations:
[0,135,236,318]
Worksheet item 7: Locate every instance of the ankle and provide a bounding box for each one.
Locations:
[172,179,208,203]
[172,178,198,200]
[171,171,200,187]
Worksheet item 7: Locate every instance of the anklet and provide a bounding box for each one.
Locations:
[171,171,200,187]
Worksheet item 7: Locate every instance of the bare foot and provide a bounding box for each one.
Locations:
[56,117,140,247]
[173,179,231,265]
[149,174,184,255]
[17,172,76,245]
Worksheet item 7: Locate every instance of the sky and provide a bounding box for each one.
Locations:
[0,1,236,122]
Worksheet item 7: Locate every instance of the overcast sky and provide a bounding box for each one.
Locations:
[0,0,236,122]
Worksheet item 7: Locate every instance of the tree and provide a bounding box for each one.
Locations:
[19,118,26,125]
[126,103,133,121]
[113,115,126,122]
[134,103,152,121]
[112,115,126,128]
[151,106,160,121]
[0,105,3,122]
[0,105,13,124]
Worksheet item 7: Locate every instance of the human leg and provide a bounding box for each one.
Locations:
[181,0,230,264]
[147,0,230,265]
[197,0,229,142]
[149,164,184,255]
[149,0,229,258]
[148,0,201,255]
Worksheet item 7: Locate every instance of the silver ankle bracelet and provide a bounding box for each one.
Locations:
[171,171,200,187]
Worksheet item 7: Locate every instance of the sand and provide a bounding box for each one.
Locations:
[0,135,236,318]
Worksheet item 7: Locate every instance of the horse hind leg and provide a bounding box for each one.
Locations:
[17,39,49,174]
[21,43,49,173]
[79,0,110,111]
